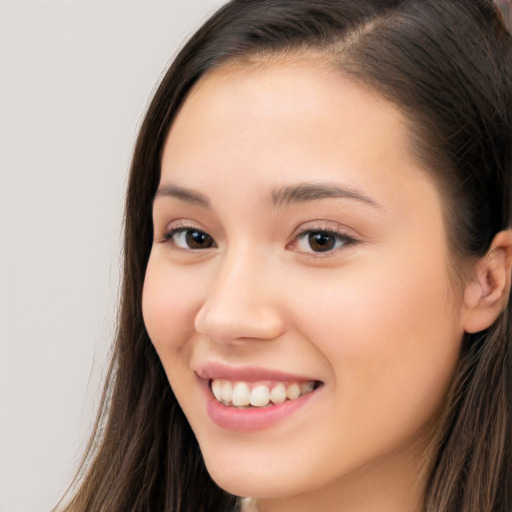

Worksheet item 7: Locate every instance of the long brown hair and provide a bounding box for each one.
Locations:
[59,1,512,510]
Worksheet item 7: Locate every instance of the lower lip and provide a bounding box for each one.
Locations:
[204,384,321,432]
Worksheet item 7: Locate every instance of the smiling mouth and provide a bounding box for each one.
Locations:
[209,378,323,408]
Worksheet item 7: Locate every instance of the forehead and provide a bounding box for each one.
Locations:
[160,60,440,218]
[166,58,407,146]
[165,60,407,163]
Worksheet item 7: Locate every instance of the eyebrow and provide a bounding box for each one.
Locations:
[154,182,382,210]
[154,185,210,207]
[270,182,383,209]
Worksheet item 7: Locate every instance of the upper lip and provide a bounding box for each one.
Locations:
[195,361,321,383]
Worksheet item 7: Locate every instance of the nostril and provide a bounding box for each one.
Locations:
[194,296,285,344]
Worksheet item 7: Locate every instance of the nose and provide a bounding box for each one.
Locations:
[194,249,286,344]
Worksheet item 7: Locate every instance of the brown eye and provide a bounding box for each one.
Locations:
[165,228,216,250]
[185,230,214,249]
[291,228,357,255]
[307,232,337,252]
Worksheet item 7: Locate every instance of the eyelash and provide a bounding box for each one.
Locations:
[290,227,358,256]
[161,225,216,250]
[160,224,358,255]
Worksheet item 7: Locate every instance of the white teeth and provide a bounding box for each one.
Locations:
[300,382,314,395]
[232,382,251,407]
[210,378,318,407]
[211,379,223,402]
[269,383,287,404]
[286,383,301,400]
[220,380,233,403]
[250,385,270,407]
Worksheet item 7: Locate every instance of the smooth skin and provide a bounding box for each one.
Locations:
[142,61,512,512]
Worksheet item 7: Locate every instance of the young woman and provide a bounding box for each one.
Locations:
[58,1,512,511]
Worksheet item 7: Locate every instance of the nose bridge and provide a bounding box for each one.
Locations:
[194,243,285,343]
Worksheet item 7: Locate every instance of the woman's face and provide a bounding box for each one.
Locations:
[143,62,466,509]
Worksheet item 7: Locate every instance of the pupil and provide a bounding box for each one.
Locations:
[308,232,335,252]
[186,230,212,249]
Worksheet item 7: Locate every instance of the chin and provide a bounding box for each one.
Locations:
[200,446,323,500]
[207,466,297,500]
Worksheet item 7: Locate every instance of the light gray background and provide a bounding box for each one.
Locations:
[0,2,226,511]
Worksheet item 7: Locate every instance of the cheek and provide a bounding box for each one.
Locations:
[291,247,462,439]
[142,255,200,358]
[142,255,211,427]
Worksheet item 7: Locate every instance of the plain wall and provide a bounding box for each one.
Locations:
[0,2,226,511]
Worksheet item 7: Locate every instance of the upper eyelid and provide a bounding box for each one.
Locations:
[293,227,358,245]
[164,224,214,239]
[291,219,359,239]
[296,226,352,237]
[159,219,210,235]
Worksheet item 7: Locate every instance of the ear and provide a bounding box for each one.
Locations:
[462,229,512,333]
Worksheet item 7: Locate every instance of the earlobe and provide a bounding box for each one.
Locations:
[462,229,512,334]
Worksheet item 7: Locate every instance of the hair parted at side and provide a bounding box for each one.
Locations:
[57,1,512,511]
